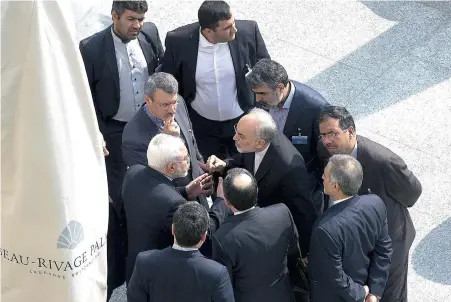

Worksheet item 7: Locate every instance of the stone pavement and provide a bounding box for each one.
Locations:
[74,1,451,301]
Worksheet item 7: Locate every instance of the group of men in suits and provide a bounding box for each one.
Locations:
[78,1,423,301]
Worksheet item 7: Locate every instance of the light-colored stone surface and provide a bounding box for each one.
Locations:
[73,1,451,301]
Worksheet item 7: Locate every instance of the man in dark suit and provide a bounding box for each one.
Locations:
[318,106,422,302]
[161,1,270,159]
[127,202,234,302]
[308,154,392,302]
[246,59,329,214]
[212,168,301,302]
[122,134,229,283]
[78,1,164,298]
[122,72,210,208]
[207,109,316,257]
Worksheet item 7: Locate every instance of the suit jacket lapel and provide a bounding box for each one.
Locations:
[254,144,275,182]
[187,28,200,94]
[138,33,153,74]
[105,26,119,95]
[243,153,255,175]
[283,83,304,135]
[228,35,242,83]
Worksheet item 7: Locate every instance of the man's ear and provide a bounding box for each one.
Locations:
[171,224,174,236]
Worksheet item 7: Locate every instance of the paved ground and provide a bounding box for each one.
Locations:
[75,1,451,301]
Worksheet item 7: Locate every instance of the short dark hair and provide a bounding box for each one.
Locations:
[198,1,232,30]
[223,168,258,211]
[246,59,289,89]
[318,105,356,132]
[173,202,209,247]
[112,1,148,17]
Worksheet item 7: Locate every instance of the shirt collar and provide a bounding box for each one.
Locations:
[280,81,296,109]
[255,143,270,158]
[172,243,198,251]
[349,141,358,159]
[198,28,227,48]
[329,196,353,207]
[143,105,164,130]
[234,206,256,215]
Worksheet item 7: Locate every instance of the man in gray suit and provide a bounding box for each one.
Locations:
[318,105,422,302]
[122,72,210,208]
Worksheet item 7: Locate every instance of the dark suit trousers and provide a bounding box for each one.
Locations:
[381,237,410,302]
[104,120,128,300]
[189,108,241,160]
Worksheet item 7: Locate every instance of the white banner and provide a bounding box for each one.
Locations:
[1,1,108,301]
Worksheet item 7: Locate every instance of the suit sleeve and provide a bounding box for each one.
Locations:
[254,22,270,61]
[225,153,245,171]
[313,228,366,302]
[154,26,164,64]
[127,253,148,302]
[163,199,186,233]
[78,41,107,134]
[212,235,233,280]
[281,161,317,256]
[384,155,422,208]
[367,210,392,298]
[122,140,148,167]
[212,266,235,302]
[161,33,179,79]
[208,197,229,234]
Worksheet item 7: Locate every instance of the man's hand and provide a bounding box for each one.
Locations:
[206,155,226,172]
[301,257,308,267]
[365,294,378,302]
[100,133,109,156]
[163,115,180,136]
[216,177,225,199]
[198,161,209,173]
[186,173,214,200]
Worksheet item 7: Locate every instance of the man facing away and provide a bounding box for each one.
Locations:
[318,106,422,302]
[128,202,235,302]
[308,155,392,302]
[206,108,317,257]
[245,59,329,215]
[121,134,229,283]
[212,168,301,302]
[79,1,164,297]
[161,0,270,159]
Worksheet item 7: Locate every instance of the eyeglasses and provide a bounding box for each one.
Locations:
[147,95,179,109]
[318,129,348,140]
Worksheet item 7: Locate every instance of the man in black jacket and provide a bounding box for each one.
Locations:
[79,2,164,299]
[122,134,229,283]
[127,202,234,302]
[161,1,270,159]
[212,168,300,302]
[207,108,316,257]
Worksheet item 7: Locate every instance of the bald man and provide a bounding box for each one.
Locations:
[212,168,302,302]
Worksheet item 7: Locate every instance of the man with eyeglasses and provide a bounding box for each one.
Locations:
[122,134,229,284]
[122,72,212,209]
[318,105,422,302]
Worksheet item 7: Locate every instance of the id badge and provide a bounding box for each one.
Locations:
[292,135,308,145]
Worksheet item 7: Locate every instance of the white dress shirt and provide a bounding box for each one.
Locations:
[191,30,243,121]
[254,144,270,175]
[111,29,148,122]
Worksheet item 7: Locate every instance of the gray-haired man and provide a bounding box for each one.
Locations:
[308,154,392,302]
[122,72,211,208]
[207,108,316,257]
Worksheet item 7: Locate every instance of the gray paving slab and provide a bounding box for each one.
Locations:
[74,1,451,302]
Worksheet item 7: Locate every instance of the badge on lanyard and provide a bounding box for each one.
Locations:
[291,128,308,145]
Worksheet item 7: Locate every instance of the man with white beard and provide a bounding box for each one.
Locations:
[121,134,229,283]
